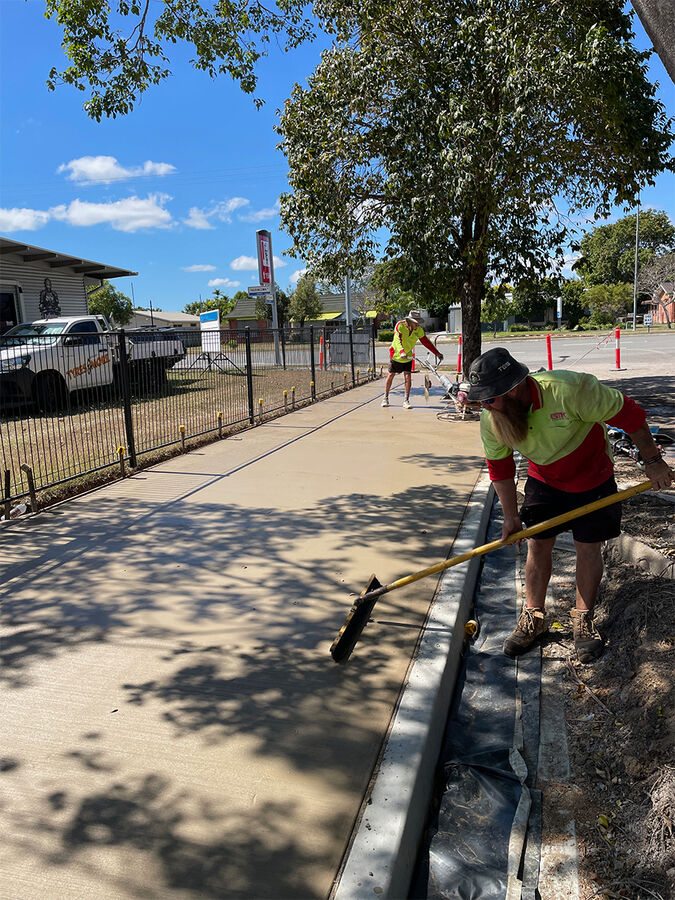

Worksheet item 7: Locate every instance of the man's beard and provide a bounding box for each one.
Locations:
[489,395,530,446]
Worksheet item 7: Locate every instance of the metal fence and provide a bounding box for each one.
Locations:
[1,324,378,506]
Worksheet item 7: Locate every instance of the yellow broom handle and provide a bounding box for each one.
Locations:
[380,480,654,596]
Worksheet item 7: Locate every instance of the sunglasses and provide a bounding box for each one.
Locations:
[482,397,496,405]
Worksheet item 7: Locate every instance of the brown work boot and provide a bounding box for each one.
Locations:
[570,608,604,663]
[503,607,547,657]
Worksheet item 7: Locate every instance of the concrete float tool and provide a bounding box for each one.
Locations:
[330,479,656,663]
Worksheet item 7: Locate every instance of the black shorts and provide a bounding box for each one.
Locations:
[388,359,413,374]
[520,476,621,543]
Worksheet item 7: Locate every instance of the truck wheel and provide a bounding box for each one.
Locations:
[34,372,68,413]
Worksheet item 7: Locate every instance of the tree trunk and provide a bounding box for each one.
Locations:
[460,258,488,378]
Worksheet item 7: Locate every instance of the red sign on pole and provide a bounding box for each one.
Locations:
[256,230,273,285]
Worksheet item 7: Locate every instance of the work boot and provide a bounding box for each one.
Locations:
[402,398,411,409]
[570,608,604,663]
[381,396,389,407]
[503,607,547,657]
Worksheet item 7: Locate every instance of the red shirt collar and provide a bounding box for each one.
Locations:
[528,376,543,411]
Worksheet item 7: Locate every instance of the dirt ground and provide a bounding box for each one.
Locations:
[540,381,675,900]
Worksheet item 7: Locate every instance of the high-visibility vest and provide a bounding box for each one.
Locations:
[390,320,424,362]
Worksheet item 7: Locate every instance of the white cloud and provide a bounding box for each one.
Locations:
[238,199,281,223]
[183,197,250,229]
[230,255,258,271]
[289,268,308,285]
[58,155,176,184]
[182,264,217,272]
[208,277,241,288]
[183,207,214,230]
[51,193,173,232]
[230,253,287,272]
[0,207,51,231]
[0,194,173,233]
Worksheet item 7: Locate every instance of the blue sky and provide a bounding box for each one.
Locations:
[1,2,674,314]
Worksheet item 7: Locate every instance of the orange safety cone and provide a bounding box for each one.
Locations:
[319,335,324,370]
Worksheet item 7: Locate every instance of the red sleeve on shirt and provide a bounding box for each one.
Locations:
[486,454,516,481]
[419,335,439,354]
[606,394,647,433]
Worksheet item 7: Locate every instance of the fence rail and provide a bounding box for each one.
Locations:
[1,324,378,506]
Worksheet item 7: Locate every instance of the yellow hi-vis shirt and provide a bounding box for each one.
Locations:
[390,320,424,362]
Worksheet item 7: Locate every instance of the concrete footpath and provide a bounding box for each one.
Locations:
[0,377,484,899]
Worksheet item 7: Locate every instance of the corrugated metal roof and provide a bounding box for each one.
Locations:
[0,236,137,280]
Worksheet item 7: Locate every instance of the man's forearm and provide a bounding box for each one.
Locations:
[493,478,519,519]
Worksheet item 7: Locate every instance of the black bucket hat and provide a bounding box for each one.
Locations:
[466,347,529,401]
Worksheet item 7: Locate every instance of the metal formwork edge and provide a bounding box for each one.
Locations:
[333,471,495,900]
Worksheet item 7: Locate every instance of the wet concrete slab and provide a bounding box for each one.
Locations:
[0,379,483,899]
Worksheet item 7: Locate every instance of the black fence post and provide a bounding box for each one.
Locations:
[309,325,317,399]
[371,321,377,376]
[245,327,255,425]
[117,329,137,468]
[349,325,356,386]
[280,327,287,370]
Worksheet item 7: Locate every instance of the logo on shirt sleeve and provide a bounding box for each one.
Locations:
[550,411,567,420]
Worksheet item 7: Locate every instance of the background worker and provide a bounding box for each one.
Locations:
[465,347,672,662]
[382,309,443,409]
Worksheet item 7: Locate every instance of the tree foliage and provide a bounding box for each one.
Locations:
[511,277,562,325]
[278,0,673,373]
[585,282,634,324]
[289,274,322,326]
[481,284,516,329]
[575,209,675,286]
[87,280,133,325]
[44,0,313,120]
[560,279,587,329]
[183,289,235,320]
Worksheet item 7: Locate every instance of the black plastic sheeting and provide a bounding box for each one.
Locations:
[411,507,541,900]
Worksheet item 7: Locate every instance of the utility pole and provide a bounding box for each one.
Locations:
[344,271,353,325]
[149,297,155,327]
[632,200,640,332]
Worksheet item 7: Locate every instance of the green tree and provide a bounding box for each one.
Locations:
[575,210,675,286]
[87,280,133,325]
[44,0,313,120]
[481,284,516,334]
[183,289,235,320]
[585,283,634,325]
[289,274,322,327]
[369,260,419,322]
[512,277,561,326]
[560,280,588,329]
[253,284,291,325]
[278,0,673,375]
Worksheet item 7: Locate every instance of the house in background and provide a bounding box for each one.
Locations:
[225,296,269,331]
[0,236,136,334]
[128,309,200,330]
[644,282,674,326]
[307,292,382,329]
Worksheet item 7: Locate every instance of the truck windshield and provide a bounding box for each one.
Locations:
[0,322,67,346]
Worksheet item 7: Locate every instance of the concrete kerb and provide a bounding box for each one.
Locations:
[332,472,495,900]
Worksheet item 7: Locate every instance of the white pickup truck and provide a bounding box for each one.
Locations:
[0,315,185,411]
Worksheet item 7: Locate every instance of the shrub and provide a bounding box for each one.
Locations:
[377,330,394,342]
[507,323,531,332]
